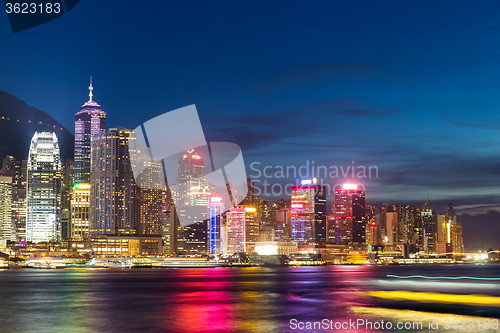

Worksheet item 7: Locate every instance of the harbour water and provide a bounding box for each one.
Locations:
[0,265,498,332]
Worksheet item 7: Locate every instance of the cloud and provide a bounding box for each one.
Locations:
[447,118,500,130]
[239,62,378,94]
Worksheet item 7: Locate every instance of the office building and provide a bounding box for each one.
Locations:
[385,212,398,246]
[171,149,211,227]
[333,184,366,246]
[276,207,292,240]
[134,144,163,237]
[209,196,223,255]
[90,128,137,235]
[420,199,437,253]
[291,179,326,243]
[0,177,12,241]
[74,78,106,184]
[244,206,259,253]
[26,132,62,243]
[225,205,246,254]
[71,183,90,239]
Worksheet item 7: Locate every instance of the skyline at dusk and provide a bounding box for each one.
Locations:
[2,3,500,332]
[2,1,500,250]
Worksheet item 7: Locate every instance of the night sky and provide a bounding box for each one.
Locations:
[1,1,500,248]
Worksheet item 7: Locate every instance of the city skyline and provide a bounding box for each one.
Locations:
[4,1,500,220]
[2,3,500,332]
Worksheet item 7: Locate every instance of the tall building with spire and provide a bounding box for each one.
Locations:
[74,77,106,183]
[26,132,62,243]
[72,78,106,240]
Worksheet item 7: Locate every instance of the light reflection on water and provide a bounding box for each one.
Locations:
[0,265,497,332]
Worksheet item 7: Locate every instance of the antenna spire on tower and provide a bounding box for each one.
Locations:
[89,76,93,102]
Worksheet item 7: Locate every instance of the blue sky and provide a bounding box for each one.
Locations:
[2,0,500,225]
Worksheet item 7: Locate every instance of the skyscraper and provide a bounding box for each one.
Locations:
[74,78,106,184]
[365,204,377,246]
[333,184,366,246]
[244,206,259,253]
[26,132,62,243]
[71,183,90,239]
[1,156,27,241]
[209,196,223,255]
[276,207,292,240]
[446,203,464,254]
[0,177,12,241]
[385,212,398,245]
[172,149,211,226]
[403,204,420,244]
[225,205,246,254]
[133,143,163,237]
[420,199,436,253]
[90,128,137,235]
[291,179,326,243]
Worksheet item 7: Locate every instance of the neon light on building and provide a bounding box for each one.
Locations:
[209,197,223,255]
[342,183,357,190]
[74,78,106,184]
[291,180,327,243]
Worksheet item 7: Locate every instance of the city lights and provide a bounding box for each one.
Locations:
[210,197,222,202]
[342,183,357,190]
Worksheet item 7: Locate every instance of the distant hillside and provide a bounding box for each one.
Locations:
[0,90,74,162]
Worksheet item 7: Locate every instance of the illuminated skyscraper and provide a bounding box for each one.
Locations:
[133,143,163,237]
[451,222,464,254]
[73,79,105,240]
[365,220,377,246]
[291,179,326,243]
[172,149,211,226]
[333,184,366,246]
[74,78,106,184]
[209,197,223,255]
[446,203,464,253]
[0,177,12,241]
[276,207,292,240]
[385,212,398,245]
[71,184,90,239]
[365,204,377,246]
[0,156,27,241]
[244,206,259,253]
[90,128,137,235]
[224,205,246,254]
[420,199,436,253]
[403,204,420,244]
[26,132,62,243]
